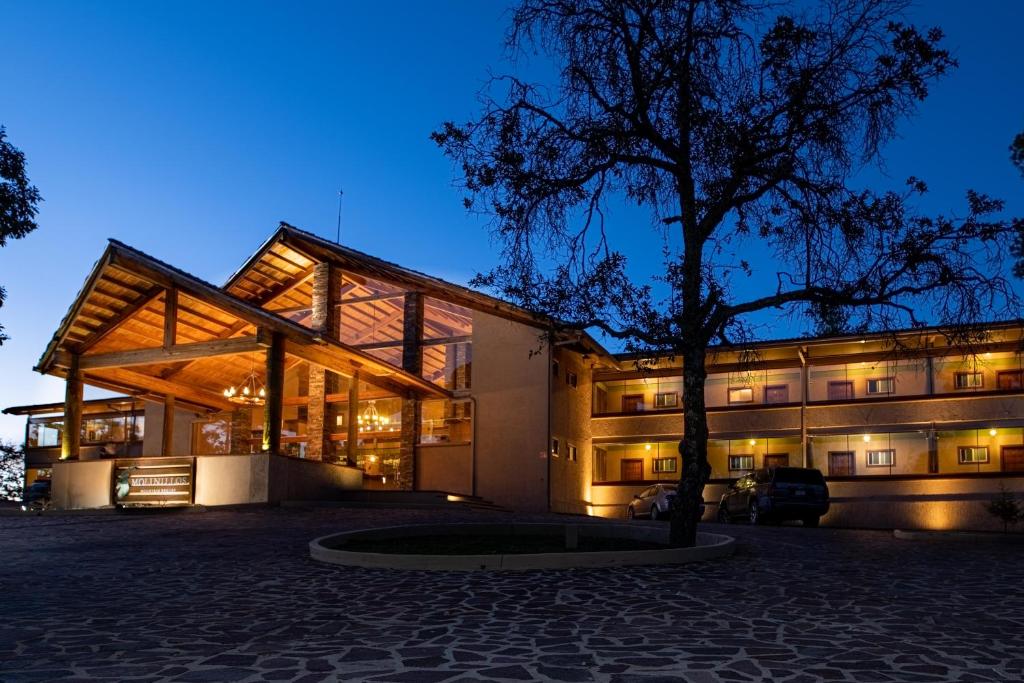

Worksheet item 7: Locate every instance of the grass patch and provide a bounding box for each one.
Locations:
[339,534,665,555]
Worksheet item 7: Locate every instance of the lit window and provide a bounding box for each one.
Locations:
[729,455,754,471]
[654,391,678,408]
[727,387,753,404]
[551,438,560,457]
[653,457,677,473]
[866,378,895,395]
[866,449,895,467]
[958,446,989,464]
[954,372,983,389]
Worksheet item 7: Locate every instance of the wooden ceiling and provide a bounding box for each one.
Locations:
[223,230,475,386]
[38,241,448,412]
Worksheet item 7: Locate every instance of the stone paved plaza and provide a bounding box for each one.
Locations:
[1,506,1023,683]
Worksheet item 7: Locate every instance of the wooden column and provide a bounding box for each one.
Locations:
[61,354,83,460]
[163,287,178,349]
[161,395,176,456]
[262,332,285,454]
[347,370,359,464]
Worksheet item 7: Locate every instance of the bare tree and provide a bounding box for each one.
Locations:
[434,0,1023,546]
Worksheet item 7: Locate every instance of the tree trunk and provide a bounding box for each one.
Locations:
[670,342,711,547]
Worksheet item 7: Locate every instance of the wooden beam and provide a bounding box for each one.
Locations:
[80,334,267,370]
[84,367,236,412]
[347,371,358,463]
[161,395,175,456]
[163,288,177,350]
[160,319,253,380]
[254,264,315,307]
[108,246,310,345]
[284,338,448,398]
[76,286,164,353]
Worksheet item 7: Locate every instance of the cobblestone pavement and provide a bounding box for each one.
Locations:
[2,507,1023,683]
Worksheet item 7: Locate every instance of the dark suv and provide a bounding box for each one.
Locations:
[717,467,829,527]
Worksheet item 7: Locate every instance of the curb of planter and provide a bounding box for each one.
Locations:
[894,528,1024,543]
[309,522,735,571]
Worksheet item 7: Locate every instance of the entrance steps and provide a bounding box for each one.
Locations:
[283,490,509,513]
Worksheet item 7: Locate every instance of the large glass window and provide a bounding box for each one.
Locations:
[423,298,472,339]
[192,415,231,455]
[83,416,127,444]
[422,341,472,391]
[28,420,62,448]
[419,399,472,444]
[421,298,473,391]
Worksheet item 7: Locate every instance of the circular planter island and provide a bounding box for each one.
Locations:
[310,522,735,571]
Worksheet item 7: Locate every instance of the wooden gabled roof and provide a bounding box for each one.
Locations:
[224,222,613,360]
[37,240,448,410]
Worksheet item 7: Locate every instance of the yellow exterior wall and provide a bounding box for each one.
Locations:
[416,444,473,496]
[809,432,929,476]
[51,460,114,509]
[549,347,592,514]
[471,310,550,512]
[704,368,801,408]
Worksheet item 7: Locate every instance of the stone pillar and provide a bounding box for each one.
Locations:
[311,262,341,339]
[307,364,340,461]
[230,407,253,454]
[402,292,424,375]
[61,354,83,461]
[161,395,176,456]
[346,371,359,465]
[262,332,285,454]
[398,392,419,490]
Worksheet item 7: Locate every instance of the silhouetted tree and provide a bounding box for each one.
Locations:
[985,484,1021,534]
[0,126,42,345]
[1013,130,1024,177]
[434,0,1023,546]
[0,440,25,501]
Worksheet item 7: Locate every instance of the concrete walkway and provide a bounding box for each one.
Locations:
[2,507,1022,682]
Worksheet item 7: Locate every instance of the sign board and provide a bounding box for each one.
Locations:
[113,457,194,506]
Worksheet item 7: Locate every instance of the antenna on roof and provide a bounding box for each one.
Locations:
[335,188,344,244]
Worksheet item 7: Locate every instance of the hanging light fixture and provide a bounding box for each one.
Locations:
[358,400,390,432]
[223,367,267,406]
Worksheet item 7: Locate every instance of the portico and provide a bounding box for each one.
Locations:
[35,239,447,507]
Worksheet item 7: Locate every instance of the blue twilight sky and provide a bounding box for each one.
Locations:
[0,0,1021,441]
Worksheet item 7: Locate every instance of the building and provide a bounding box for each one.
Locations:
[6,222,1023,530]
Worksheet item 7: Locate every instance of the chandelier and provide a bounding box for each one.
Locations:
[223,369,267,406]
[358,400,392,432]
